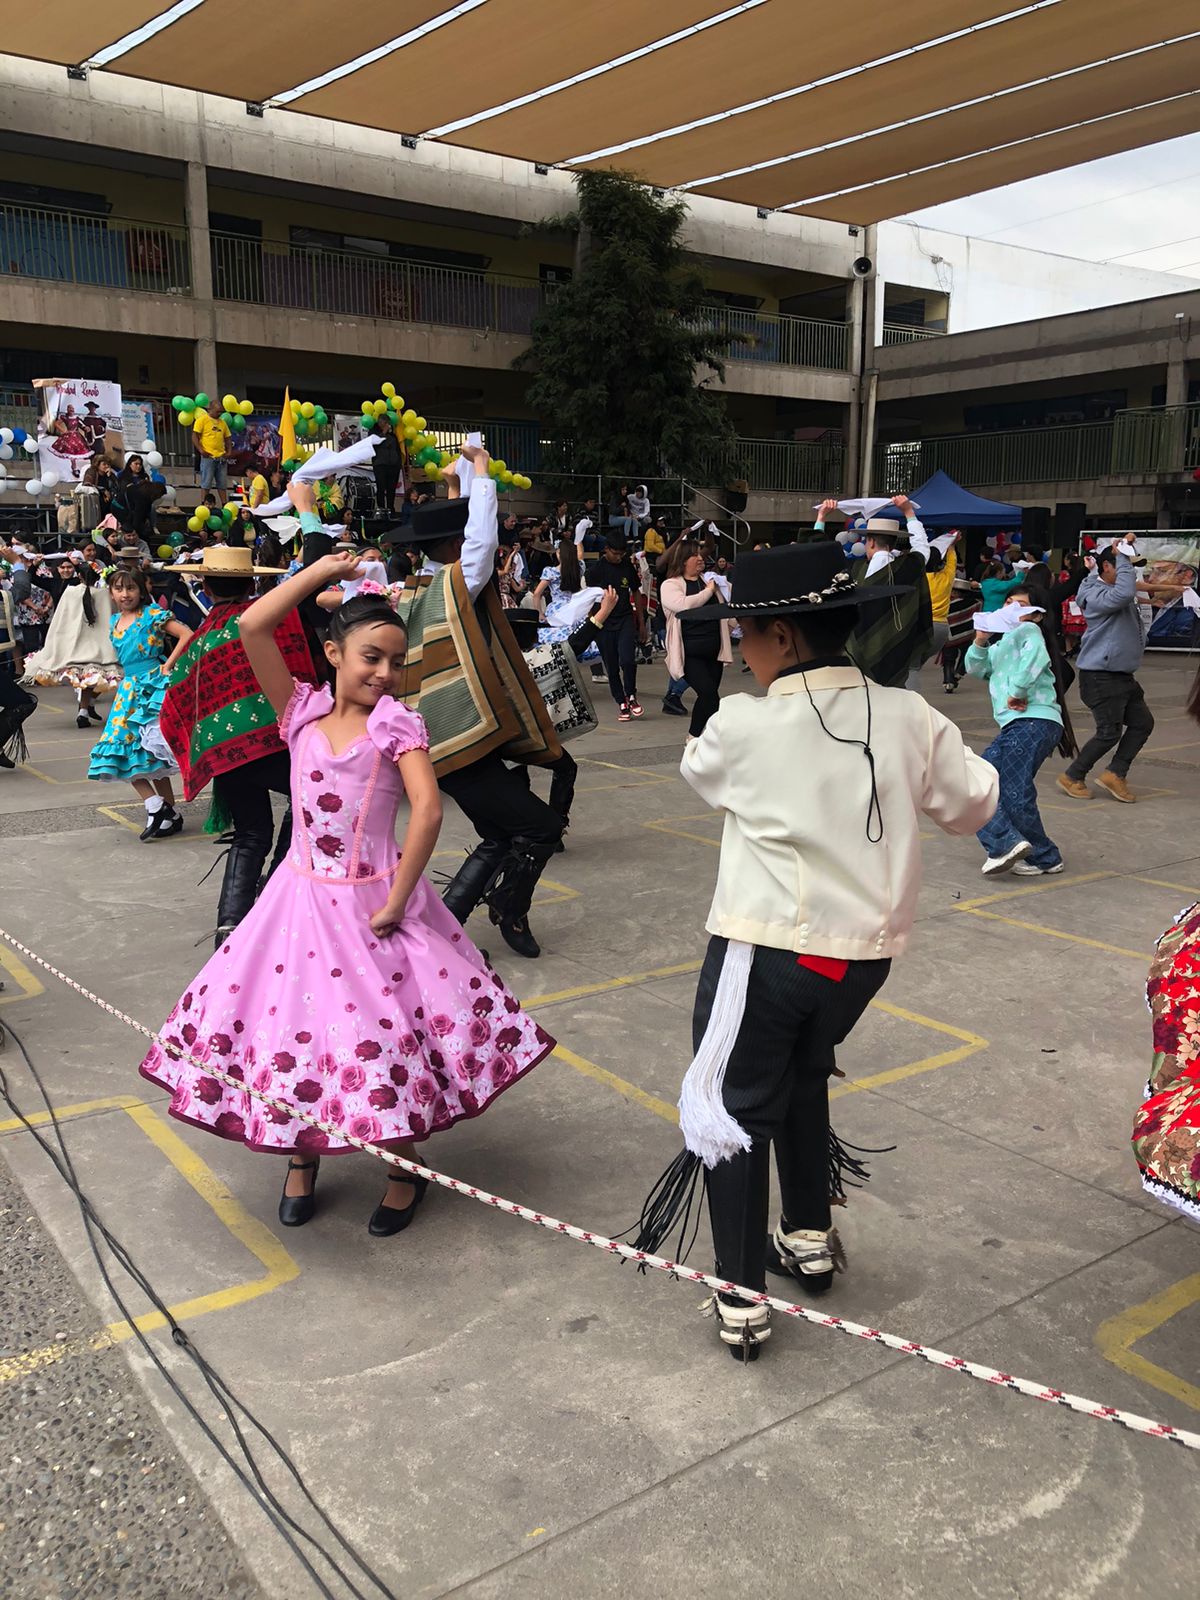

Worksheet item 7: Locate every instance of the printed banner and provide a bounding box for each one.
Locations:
[1091,533,1200,651]
[122,398,155,452]
[35,378,123,483]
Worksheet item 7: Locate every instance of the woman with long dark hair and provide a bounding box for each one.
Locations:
[660,540,734,739]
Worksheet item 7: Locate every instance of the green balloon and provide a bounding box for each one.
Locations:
[314,408,327,425]
[171,394,188,412]
[220,411,233,426]
[194,392,210,409]
[231,413,246,431]
[222,507,235,527]
[168,529,185,547]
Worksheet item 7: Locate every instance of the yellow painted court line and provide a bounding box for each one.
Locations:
[1096,1272,1200,1412]
[1129,874,1200,896]
[0,942,44,1006]
[19,764,58,785]
[643,819,722,849]
[576,754,680,782]
[97,805,143,835]
[0,1097,298,1384]
[525,960,705,1011]
[1144,739,1200,754]
[576,775,674,793]
[956,906,1147,961]
[955,870,1116,912]
[553,1044,680,1125]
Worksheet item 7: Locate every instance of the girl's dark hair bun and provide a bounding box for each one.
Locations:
[328,595,406,646]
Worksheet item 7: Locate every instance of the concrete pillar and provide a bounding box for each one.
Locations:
[1165,346,1189,409]
[843,272,865,495]
[185,161,218,400]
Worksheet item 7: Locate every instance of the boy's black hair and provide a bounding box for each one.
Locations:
[204,575,255,602]
[1096,545,1119,572]
[745,605,859,656]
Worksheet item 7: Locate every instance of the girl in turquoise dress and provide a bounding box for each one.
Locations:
[88,568,194,840]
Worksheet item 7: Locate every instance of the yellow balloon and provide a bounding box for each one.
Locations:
[501,470,514,485]
[239,399,254,416]
[515,473,531,490]
[401,409,417,426]
[306,419,318,435]
[423,461,441,480]
[404,427,417,441]
[492,459,507,476]
[179,411,194,426]
[157,543,174,560]
[439,451,451,466]
[373,399,388,416]
[187,516,201,532]
[195,504,210,523]
[381,382,396,398]
[414,416,426,432]
[393,395,405,411]
[300,401,315,419]
[290,400,302,417]
[222,393,238,413]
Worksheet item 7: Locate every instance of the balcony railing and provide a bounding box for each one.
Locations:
[880,323,944,346]
[722,437,845,495]
[211,234,549,336]
[1111,403,1200,474]
[0,203,190,294]
[695,307,850,371]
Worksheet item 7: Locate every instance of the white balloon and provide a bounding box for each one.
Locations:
[41,469,59,488]
[22,437,39,454]
[26,478,43,496]
[145,450,164,469]
[140,438,155,452]
[0,445,12,461]
[0,427,12,443]
[162,484,176,501]
[850,540,867,558]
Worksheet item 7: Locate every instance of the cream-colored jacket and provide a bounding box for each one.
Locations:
[681,666,998,960]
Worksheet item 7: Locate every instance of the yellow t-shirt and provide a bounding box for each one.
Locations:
[248,473,269,508]
[193,414,231,459]
[643,528,666,557]
[926,546,957,623]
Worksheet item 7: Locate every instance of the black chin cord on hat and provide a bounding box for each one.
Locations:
[801,669,883,843]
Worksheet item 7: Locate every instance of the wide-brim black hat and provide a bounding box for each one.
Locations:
[399,497,470,545]
[708,540,911,618]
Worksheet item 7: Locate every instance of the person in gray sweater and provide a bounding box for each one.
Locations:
[1057,542,1153,803]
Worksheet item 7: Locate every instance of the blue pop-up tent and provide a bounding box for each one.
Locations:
[912,469,1021,527]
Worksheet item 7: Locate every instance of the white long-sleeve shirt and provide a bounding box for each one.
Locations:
[865,516,931,576]
[420,476,498,601]
[682,667,997,960]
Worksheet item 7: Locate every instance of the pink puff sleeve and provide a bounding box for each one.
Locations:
[367,697,430,761]
[278,680,333,748]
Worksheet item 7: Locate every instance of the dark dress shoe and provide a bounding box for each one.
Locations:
[368,1173,428,1236]
[498,915,541,958]
[278,1158,319,1227]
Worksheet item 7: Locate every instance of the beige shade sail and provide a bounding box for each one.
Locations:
[575,0,1200,186]
[698,33,1200,209]
[441,0,1010,162]
[115,4,453,104]
[786,91,1200,223]
[0,0,1196,221]
[290,0,723,135]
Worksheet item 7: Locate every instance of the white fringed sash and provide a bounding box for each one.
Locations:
[677,938,754,1168]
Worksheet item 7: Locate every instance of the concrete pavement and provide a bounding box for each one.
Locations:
[1,655,1198,1600]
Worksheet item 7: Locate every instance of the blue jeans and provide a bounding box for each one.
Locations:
[199,456,227,494]
[608,514,636,545]
[667,674,688,698]
[977,716,1063,868]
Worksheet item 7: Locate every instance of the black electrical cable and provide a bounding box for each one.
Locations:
[0,1015,398,1600]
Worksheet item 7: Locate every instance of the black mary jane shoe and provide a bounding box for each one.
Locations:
[76,713,91,729]
[278,1158,320,1227]
[368,1172,429,1237]
[87,705,103,724]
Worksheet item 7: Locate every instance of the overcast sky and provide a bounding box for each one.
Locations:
[903,131,1200,280]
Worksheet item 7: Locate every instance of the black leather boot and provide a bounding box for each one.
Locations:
[214,839,270,948]
[441,838,509,927]
[485,836,558,959]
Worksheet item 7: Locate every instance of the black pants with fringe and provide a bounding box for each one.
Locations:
[697,938,890,1292]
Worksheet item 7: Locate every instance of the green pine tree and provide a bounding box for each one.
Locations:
[516,171,741,484]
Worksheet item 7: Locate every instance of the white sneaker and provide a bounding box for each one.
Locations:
[702,1294,771,1362]
[981,840,1032,875]
[1012,861,1064,876]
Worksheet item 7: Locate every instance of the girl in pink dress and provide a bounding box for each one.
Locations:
[139,552,555,1235]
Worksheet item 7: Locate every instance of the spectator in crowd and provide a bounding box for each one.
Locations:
[660,540,733,739]
[608,483,636,547]
[371,416,403,514]
[627,483,651,531]
[115,454,167,541]
[550,499,571,545]
[595,529,644,721]
[193,399,231,495]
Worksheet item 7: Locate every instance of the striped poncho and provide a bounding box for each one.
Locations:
[159,604,316,802]
[850,551,935,688]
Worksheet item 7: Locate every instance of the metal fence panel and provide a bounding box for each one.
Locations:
[695,306,849,370]
[0,203,190,294]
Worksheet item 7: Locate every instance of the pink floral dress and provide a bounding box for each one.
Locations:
[140,682,555,1155]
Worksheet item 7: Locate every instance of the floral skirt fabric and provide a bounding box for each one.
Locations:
[1132,901,1200,1221]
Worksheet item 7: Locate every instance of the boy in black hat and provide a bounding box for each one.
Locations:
[633,541,997,1360]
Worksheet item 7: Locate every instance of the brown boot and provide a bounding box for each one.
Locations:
[1097,771,1136,803]
[1056,773,1089,800]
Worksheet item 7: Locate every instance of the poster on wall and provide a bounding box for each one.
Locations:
[334,413,367,452]
[226,418,282,478]
[1093,533,1200,651]
[122,398,155,453]
[34,378,124,483]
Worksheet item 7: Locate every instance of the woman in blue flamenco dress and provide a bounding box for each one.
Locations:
[88,566,193,840]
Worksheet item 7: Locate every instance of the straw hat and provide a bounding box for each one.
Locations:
[173,545,287,576]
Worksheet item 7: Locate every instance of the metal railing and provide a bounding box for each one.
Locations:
[0,202,190,294]
[1111,403,1200,474]
[694,306,850,371]
[714,437,844,495]
[211,234,550,336]
[880,324,944,346]
[873,421,1114,491]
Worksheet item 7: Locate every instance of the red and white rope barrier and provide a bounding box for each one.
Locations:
[2,925,1197,1452]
